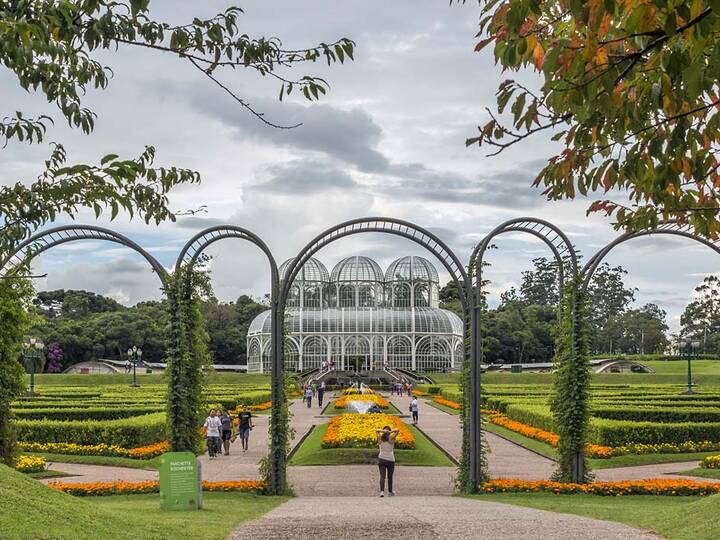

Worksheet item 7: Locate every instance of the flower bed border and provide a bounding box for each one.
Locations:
[478,478,720,496]
[48,479,266,496]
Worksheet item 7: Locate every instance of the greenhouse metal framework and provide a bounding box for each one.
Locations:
[246,255,464,373]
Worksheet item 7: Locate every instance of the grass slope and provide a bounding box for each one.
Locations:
[0,465,286,540]
[469,493,720,540]
[289,423,453,466]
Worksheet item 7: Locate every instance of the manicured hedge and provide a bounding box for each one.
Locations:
[12,406,160,421]
[14,413,166,447]
[590,419,720,446]
[592,407,720,423]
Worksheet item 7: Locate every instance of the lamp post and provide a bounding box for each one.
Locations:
[23,338,45,395]
[127,345,142,388]
[680,339,700,394]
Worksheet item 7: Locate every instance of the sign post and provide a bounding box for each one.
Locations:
[159,452,202,511]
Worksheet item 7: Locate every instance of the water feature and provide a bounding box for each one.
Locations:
[347,400,375,414]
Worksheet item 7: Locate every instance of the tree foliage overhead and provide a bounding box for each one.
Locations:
[468,0,720,237]
[0,0,354,254]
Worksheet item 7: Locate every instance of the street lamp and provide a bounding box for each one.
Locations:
[680,338,701,394]
[22,338,45,395]
[127,345,143,388]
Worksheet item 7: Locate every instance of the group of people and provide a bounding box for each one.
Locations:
[202,381,419,498]
[203,405,254,459]
[390,378,412,396]
[302,380,326,408]
[320,359,336,371]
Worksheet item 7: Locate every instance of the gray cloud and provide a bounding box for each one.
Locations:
[190,94,389,172]
[175,216,229,229]
[252,160,358,194]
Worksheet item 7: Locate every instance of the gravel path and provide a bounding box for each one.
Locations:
[229,496,660,540]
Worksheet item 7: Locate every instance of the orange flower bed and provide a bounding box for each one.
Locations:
[335,394,389,409]
[485,411,615,458]
[127,441,170,459]
[479,478,720,496]
[48,479,266,497]
[322,414,415,449]
[412,389,430,397]
[433,396,461,410]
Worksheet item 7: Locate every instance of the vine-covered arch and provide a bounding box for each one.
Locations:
[471,217,581,483]
[174,225,286,495]
[278,217,480,489]
[583,221,720,290]
[0,225,167,285]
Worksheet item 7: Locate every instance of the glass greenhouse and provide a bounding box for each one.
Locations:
[247,255,464,373]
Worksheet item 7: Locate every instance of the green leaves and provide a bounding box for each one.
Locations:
[471,1,720,237]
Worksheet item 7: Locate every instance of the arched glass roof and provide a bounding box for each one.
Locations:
[279,257,330,283]
[248,307,462,336]
[385,256,439,283]
[330,256,384,282]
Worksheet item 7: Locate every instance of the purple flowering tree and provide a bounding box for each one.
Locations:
[45,342,64,373]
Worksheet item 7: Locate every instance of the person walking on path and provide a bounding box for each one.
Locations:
[238,405,253,452]
[409,396,419,425]
[317,381,325,408]
[203,409,222,459]
[220,408,233,455]
[375,426,399,497]
[304,385,313,408]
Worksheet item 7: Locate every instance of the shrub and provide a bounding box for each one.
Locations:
[700,455,720,469]
[12,406,159,421]
[14,413,166,448]
[427,386,441,395]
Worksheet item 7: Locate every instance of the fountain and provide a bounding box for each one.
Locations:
[347,400,375,414]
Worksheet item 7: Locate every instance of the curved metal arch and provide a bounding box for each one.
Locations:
[280,217,471,313]
[468,217,578,489]
[173,225,285,495]
[582,221,720,291]
[0,225,168,286]
[471,217,579,290]
[174,225,278,278]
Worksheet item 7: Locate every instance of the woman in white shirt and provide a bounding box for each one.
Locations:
[375,426,399,497]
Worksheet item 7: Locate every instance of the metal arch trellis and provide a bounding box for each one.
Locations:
[470,217,580,484]
[0,225,168,286]
[582,220,720,290]
[174,225,285,494]
[279,217,480,487]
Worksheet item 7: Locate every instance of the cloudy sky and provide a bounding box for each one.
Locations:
[2,1,717,332]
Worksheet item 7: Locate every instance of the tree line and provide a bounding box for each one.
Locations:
[31,290,267,371]
[440,257,671,364]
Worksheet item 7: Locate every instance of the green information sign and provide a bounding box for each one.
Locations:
[159,452,202,511]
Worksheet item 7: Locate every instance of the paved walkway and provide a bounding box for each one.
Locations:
[40,462,157,484]
[229,496,660,539]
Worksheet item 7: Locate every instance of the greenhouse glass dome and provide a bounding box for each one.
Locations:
[247,255,463,373]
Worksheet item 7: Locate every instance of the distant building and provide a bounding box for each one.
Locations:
[247,256,463,373]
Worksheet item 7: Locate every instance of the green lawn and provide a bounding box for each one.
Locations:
[677,467,720,480]
[32,372,270,387]
[468,493,720,540]
[289,423,454,466]
[29,452,161,470]
[0,465,286,540]
[26,469,73,480]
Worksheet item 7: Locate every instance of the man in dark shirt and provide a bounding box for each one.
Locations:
[238,405,253,452]
[220,408,233,455]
